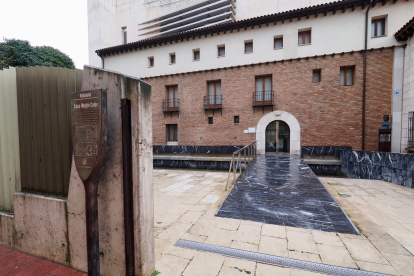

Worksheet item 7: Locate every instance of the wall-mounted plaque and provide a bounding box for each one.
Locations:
[71,89,107,181]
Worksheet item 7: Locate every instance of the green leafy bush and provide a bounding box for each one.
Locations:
[0,38,75,70]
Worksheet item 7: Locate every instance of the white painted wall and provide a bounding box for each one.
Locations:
[102,2,413,79]
[402,35,414,152]
[88,0,358,66]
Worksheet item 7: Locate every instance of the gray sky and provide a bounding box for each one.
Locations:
[0,0,88,69]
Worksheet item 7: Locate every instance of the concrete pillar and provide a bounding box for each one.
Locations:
[391,47,405,153]
[67,66,154,275]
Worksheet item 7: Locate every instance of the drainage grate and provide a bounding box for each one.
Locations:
[340,193,351,197]
[174,239,392,276]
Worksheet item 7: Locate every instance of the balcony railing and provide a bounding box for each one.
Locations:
[204,95,223,110]
[252,90,274,106]
[163,98,179,112]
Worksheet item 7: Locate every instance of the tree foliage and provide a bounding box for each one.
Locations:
[0,38,75,70]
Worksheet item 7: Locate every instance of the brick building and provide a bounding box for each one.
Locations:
[89,0,414,156]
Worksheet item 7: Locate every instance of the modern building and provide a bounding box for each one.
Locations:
[88,0,414,157]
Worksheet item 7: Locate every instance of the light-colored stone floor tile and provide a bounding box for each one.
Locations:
[182,197,203,205]
[261,224,287,239]
[286,226,311,233]
[223,257,256,272]
[201,194,221,203]
[216,218,241,231]
[188,219,219,236]
[368,235,412,255]
[179,211,204,224]
[311,230,343,247]
[316,244,358,268]
[205,228,236,247]
[230,241,259,252]
[337,233,366,240]
[403,245,414,255]
[165,246,196,259]
[182,251,225,276]
[290,269,325,276]
[181,232,202,242]
[341,238,389,265]
[234,224,262,245]
[356,261,401,275]
[158,222,193,240]
[287,229,319,254]
[154,238,176,262]
[384,227,414,246]
[218,266,251,275]
[156,254,191,276]
[240,220,263,227]
[154,212,183,228]
[201,180,213,185]
[383,253,414,276]
[288,250,321,263]
[259,236,288,257]
[256,263,290,276]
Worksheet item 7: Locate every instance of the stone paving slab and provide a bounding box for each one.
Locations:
[153,169,414,276]
[216,154,358,234]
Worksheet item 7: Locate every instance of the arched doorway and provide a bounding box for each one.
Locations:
[256,111,301,155]
[265,121,290,153]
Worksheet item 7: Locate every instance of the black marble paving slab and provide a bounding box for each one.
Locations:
[216,154,359,235]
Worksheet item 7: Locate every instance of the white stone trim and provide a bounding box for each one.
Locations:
[256,111,301,155]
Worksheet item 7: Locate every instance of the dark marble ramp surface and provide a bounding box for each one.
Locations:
[216,154,359,234]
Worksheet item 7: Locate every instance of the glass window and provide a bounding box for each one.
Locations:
[208,117,213,124]
[274,37,283,49]
[167,86,178,107]
[234,116,239,124]
[208,81,221,105]
[149,57,154,67]
[218,46,225,57]
[123,28,127,44]
[245,42,253,53]
[194,50,200,61]
[340,67,354,86]
[298,31,311,45]
[170,54,176,64]
[313,69,321,83]
[167,124,178,142]
[255,76,272,102]
[371,18,386,37]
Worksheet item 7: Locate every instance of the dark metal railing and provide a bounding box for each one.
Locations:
[204,95,223,109]
[163,98,179,112]
[252,90,274,106]
[409,112,414,148]
[225,141,257,191]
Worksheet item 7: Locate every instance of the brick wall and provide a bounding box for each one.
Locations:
[144,48,393,151]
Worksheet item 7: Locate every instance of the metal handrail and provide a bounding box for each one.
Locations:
[225,141,257,190]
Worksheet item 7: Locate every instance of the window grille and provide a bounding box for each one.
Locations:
[409,112,414,148]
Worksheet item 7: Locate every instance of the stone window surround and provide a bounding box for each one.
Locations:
[256,111,301,155]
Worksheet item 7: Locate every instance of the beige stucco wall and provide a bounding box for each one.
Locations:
[402,35,414,152]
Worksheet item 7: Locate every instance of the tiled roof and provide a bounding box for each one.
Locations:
[96,0,392,57]
[395,16,414,42]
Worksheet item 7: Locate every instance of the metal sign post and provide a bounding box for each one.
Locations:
[71,89,107,276]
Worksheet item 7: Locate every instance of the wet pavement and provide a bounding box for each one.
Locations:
[216,154,359,234]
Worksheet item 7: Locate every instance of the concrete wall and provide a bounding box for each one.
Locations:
[402,36,414,152]
[102,2,412,79]
[0,193,70,267]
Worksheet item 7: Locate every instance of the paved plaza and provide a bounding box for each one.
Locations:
[154,169,414,276]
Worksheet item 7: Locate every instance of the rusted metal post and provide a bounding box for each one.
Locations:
[121,99,135,276]
[84,180,100,276]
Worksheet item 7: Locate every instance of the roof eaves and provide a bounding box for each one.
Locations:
[96,0,368,57]
[394,16,414,42]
